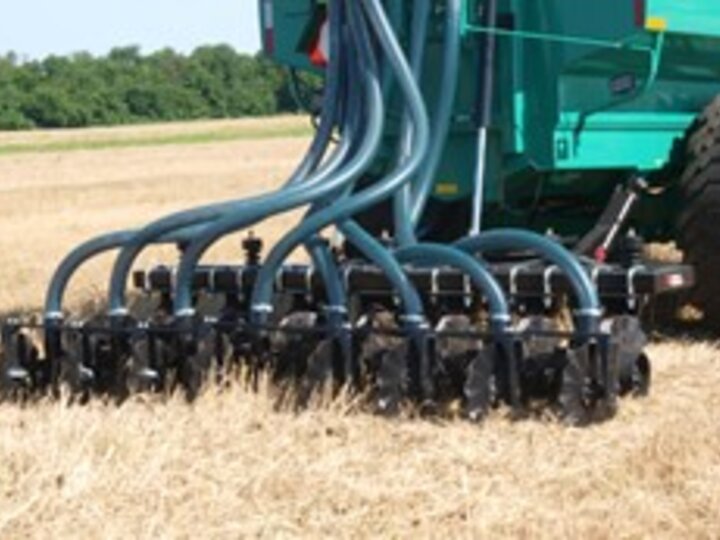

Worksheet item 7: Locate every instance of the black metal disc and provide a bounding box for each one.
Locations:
[464,347,497,422]
[557,346,618,426]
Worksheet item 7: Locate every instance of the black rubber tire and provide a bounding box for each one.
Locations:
[677,95,720,329]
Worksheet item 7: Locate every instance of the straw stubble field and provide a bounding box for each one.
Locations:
[0,118,719,539]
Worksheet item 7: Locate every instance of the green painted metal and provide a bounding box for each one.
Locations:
[645,0,720,37]
[259,0,321,72]
[260,0,720,241]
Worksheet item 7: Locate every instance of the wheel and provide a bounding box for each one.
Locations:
[677,95,720,329]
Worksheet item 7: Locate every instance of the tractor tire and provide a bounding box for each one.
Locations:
[677,95,720,329]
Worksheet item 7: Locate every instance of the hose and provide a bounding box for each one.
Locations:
[171,0,388,317]
[395,243,510,332]
[244,0,430,323]
[43,227,209,319]
[393,0,431,247]
[105,0,353,315]
[455,230,602,335]
[47,2,346,320]
[410,0,463,227]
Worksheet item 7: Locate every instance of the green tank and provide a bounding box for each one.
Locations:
[261,0,720,321]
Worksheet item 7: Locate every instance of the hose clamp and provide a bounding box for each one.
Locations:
[175,308,196,318]
[490,313,512,324]
[251,303,274,314]
[109,307,129,318]
[400,314,429,329]
[574,307,603,318]
[44,311,64,322]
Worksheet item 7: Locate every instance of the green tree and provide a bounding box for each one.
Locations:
[0,44,306,130]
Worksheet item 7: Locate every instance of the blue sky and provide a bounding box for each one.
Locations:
[0,0,261,60]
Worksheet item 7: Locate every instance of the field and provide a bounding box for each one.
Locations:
[1,118,719,539]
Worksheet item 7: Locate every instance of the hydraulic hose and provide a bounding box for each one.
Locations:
[43,227,206,319]
[49,53,345,320]
[244,0,431,323]
[171,0,389,317]
[393,0,431,247]
[300,1,358,314]
[410,0,462,226]
[105,0,351,315]
[395,244,510,332]
[454,230,602,335]
[380,0,404,102]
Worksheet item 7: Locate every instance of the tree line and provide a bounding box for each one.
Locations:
[0,46,311,130]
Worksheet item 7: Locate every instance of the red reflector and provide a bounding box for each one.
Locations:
[264,28,275,55]
[594,247,608,264]
[308,20,329,67]
[664,274,685,289]
[634,0,646,27]
[262,0,275,54]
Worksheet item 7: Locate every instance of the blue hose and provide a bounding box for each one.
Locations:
[395,244,510,332]
[410,0,462,226]
[43,226,209,319]
[104,0,349,315]
[393,0,430,247]
[455,230,602,335]
[171,0,400,319]
[244,0,431,323]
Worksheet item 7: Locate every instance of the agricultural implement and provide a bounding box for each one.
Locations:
[3,0,720,425]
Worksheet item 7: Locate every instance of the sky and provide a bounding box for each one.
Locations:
[0,0,261,60]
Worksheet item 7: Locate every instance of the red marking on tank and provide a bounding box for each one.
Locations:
[634,0,646,27]
[262,0,275,55]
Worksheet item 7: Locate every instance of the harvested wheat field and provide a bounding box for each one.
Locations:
[1,118,719,539]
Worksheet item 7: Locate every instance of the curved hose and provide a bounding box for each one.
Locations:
[105,0,350,315]
[395,244,510,332]
[43,227,206,319]
[171,0,391,318]
[47,63,344,320]
[296,0,353,314]
[380,0,404,102]
[244,0,431,322]
[410,0,462,226]
[454,230,602,335]
[393,0,430,247]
